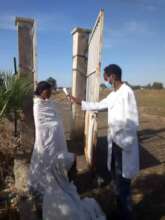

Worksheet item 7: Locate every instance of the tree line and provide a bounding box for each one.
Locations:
[100,82,164,90]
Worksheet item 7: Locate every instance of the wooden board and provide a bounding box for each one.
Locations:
[84,10,104,166]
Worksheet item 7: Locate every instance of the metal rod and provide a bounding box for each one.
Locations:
[13,57,18,137]
[14,57,17,75]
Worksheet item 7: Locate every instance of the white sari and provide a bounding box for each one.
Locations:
[43,152,106,220]
[28,97,68,193]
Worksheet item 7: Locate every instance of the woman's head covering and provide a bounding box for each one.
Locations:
[34,81,51,96]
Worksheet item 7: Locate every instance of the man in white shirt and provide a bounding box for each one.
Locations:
[70,64,139,220]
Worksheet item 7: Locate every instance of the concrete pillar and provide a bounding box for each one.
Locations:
[71,27,91,140]
[14,17,36,202]
[15,17,37,85]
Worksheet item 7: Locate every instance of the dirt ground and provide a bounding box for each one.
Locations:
[0,89,165,219]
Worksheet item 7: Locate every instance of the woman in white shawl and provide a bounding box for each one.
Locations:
[43,152,106,220]
[28,81,68,196]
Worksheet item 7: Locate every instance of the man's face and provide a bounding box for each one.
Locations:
[104,72,114,85]
[103,72,109,82]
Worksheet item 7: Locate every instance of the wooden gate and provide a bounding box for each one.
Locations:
[84,10,104,166]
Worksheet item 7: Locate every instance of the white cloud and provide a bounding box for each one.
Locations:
[124,20,150,34]
[104,20,155,49]
[137,0,164,12]
[118,0,164,12]
[144,5,157,12]
[34,13,72,32]
[110,20,153,38]
[0,12,72,33]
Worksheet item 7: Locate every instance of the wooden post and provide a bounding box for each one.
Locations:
[14,17,37,199]
[15,17,37,85]
[71,27,91,140]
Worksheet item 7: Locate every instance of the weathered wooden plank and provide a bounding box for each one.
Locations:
[85,10,104,166]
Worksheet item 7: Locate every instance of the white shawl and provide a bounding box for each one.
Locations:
[28,97,68,193]
[43,152,106,220]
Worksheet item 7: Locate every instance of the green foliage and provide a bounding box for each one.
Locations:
[145,83,152,89]
[152,82,164,89]
[0,71,33,120]
[132,85,141,90]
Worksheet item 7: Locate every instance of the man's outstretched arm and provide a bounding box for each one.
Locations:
[69,95,108,111]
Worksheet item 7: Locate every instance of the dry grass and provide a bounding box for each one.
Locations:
[100,88,165,117]
[136,89,165,117]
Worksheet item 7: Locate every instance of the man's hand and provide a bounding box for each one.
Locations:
[68,95,82,105]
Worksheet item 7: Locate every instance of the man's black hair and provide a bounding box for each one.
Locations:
[34,81,51,96]
[104,64,122,80]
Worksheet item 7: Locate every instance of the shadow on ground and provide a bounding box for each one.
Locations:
[139,128,165,142]
[139,128,165,169]
[133,172,165,220]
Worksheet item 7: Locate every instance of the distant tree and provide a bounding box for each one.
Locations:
[124,81,130,86]
[124,81,141,90]
[124,81,136,89]
[152,82,163,89]
[145,83,152,89]
[132,85,141,90]
[47,77,57,90]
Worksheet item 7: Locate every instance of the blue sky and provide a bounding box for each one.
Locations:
[0,0,165,87]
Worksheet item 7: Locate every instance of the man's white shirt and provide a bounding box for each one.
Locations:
[82,83,139,179]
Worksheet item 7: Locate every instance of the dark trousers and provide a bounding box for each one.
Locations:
[111,142,133,220]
